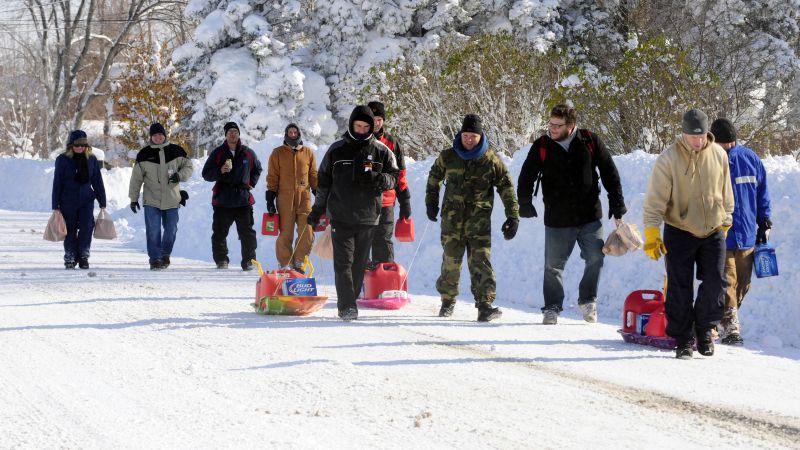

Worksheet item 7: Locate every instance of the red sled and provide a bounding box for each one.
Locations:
[617,290,676,349]
[251,261,327,316]
[357,262,410,310]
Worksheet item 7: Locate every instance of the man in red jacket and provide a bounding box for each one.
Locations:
[366,101,411,267]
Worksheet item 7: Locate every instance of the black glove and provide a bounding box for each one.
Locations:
[399,198,411,220]
[426,204,439,222]
[608,205,627,220]
[130,202,140,213]
[519,202,537,218]
[307,210,321,227]
[312,189,317,196]
[168,172,180,183]
[179,190,189,207]
[265,191,277,215]
[502,217,519,240]
[756,218,772,244]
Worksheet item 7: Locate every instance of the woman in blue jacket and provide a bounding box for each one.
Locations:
[51,130,107,269]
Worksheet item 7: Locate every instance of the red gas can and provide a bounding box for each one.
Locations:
[363,262,408,299]
[622,290,667,336]
[262,213,279,236]
[395,217,415,242]
[255,268,304,300]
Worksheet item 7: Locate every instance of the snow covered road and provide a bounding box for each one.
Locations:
[1,209,799,449]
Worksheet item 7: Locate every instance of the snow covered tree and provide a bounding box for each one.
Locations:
[111,43,194,160]
[173,0,337,150]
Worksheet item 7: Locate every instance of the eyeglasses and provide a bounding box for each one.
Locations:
[547,122,567,129]
[73,144,88,148]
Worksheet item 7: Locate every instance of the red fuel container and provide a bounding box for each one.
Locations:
[262,213,279,236]
[314,213,329,232]
[363,262,408,299]
[255,268,304,300]
[395,217,415,242]
[622,290,666,336]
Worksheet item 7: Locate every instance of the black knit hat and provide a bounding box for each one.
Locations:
[224,122,240,134]
[368,101,386,118]
[348,105,375,134]
[66,129,88,147]
[710,118,737,143]
[149,122,166,137]
[682,109,709,135]
[461,114,483,135]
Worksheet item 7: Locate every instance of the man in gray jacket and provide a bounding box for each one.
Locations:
[129,123,193,270]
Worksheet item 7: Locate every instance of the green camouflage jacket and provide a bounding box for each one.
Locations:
[426,146,519,232]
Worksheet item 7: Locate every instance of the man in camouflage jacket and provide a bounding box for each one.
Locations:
[426,114,519,322]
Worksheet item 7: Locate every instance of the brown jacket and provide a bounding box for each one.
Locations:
[643,134,734,238]
[266,144,318,214]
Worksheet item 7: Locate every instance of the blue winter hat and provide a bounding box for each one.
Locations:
[66,129,88,147]
[149,122,167,137]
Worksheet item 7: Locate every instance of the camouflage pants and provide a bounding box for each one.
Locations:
[436,228,495,306]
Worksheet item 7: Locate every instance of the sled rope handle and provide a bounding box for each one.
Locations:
[400,219,430,288]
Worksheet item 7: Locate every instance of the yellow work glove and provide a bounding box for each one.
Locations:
[643,227,667,261]
[722,224,731,238]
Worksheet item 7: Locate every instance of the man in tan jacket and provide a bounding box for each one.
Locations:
[266,124,318,272]
[643,109,734,360]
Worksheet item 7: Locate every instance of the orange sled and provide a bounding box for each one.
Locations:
[251,259,328,316]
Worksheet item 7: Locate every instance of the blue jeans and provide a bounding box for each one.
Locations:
[542,220,604,312]
[144,206,179,262]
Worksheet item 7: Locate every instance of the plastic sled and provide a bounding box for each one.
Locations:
[357,262,410,310]
[251,259,327,316]
[617,329,677,350]
[357,290,410,310]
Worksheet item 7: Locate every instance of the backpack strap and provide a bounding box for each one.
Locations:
[579,129,595,162]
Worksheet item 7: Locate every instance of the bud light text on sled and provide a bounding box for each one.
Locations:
[283,278,318,296]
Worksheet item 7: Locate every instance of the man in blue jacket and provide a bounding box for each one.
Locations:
[710,118,772,345]
[202,122,263,271]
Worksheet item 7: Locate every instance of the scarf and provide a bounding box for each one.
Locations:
[73,152,89,183]
[453,132,489,160]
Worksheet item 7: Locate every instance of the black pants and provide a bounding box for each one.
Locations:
[332,222,376,311]
[370,206,395,263]
[663,224,726,342]
[211,206,257,267]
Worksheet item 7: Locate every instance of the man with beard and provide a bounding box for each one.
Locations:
[307,106,399,320]
[517,104,627,325]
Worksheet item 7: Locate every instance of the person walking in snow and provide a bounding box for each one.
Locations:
[517,104,626,325]
[128,123,194,270]
[202,122,263,271]
[307,105,399,321]
[426,114,519,322]
[709,118,772,346]
[51,130,107,269]
[266,124,318,272]
[643,109,734,359]
[365,101,411,268]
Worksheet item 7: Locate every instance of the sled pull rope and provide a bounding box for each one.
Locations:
[401,219,430,287]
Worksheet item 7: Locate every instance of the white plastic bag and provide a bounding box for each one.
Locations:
[312,225,333,260]
[43,210,67,242]
[93,209,117,240]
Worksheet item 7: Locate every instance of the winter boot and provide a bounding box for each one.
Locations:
[216,261,229,269]
[675,340,693,360]
[242,261,255,272]
[579,302,597,323]
[438,301,455,317]
[696,328,715,356]
[542,309,559,325]
[718,307,740,340]
[338,307,358,321]
[291,260,305,275]
[477,304,502,322]
[65,261,77,269]
[161,256,170,269]
[150,260,163,271]
[78,258,89,270]
[721,333,744,346]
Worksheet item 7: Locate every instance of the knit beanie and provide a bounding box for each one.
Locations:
[348,105,375,134]
[461,114,483,135]
[149,122,166,137]
[224,122,240,134]
[368,101,386,118]
[66,129,88,147]
[710,118,737,143]
[682,109,709,135]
